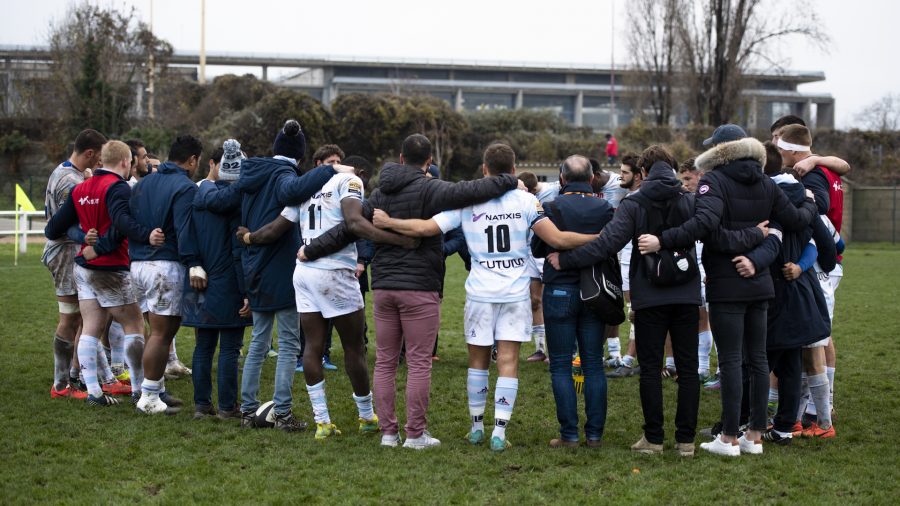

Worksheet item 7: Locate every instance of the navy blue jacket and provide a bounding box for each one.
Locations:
[182,180,252,329]
[128,162,200,267]
[199,157,336,311]
[744,178,833,350]
[532,181,613,286]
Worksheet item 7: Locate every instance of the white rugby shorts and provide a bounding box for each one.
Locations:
[74,264,137,308]
[293,263,364,318]
[43,242,79,297]
[464,299,532,347]
[131,260,185,316]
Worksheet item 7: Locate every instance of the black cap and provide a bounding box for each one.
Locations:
[703,124,747,146]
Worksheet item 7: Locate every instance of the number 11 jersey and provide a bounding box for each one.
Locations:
[281,173,364,271]
[433,189,546,303]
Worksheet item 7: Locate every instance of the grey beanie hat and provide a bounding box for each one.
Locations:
[219,139,243,181]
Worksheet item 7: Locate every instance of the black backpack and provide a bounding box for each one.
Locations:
[631,192,699,286]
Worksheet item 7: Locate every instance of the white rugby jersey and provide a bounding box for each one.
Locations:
[43,161,85,256]
[813,215,840,275]
[282,173,364,271]
[601,171,627,209]
[433,189,546,303]
[534,181,560,204]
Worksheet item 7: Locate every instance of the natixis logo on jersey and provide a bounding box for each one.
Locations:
[472,212,522,222]
[78,196,100,206]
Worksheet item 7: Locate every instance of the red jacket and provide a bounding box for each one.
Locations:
[605,136,618,157]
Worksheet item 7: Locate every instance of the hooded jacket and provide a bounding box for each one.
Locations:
[658,137,819,303]
[197,157,336,311]
[128,162,200,267]
[742,175,834,349]
[181,180,252,329]
[304,162,518,292]
[555,162,701,310]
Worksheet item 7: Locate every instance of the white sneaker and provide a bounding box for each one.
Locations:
[164,359,192,379]
[136,394,180,415]
[402,431,441,450]
[738,435,763,455]
[700,435,740,457]
[381,433,401,447]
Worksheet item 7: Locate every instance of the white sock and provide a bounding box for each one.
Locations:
[698,330,713,374]
[168,338,178,363]
[108,321,125,371]
[809,373,831,428]
[607,337,621,358]
[622,354,635,368]
[124,334,144,394]
[798,373,812,419]
[768,387,779,404]
[306,380,330,424]
[77,335,102,397]
[665,356,675,369]
[353,391,375,421]
[141,378,161,400]
[492,376,518,440]
[827,366,835,407]
[467,368,489,432]
[532,325,546,353]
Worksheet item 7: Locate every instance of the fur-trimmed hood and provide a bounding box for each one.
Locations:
[695,137,767,173]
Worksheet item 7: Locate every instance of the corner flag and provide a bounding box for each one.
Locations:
[14,184,37,266]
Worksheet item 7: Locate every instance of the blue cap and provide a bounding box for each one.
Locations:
[426,164,440,179]
[703,124,748,146]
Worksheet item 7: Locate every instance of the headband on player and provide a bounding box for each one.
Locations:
[777,138,810,152]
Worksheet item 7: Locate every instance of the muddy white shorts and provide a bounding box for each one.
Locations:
[43,242,79,297]
[131,260,185,316]
[74,264,137,308]
[463,298,532,347]
[293,263,364,318]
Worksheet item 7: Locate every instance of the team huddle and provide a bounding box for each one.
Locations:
[43,114,847,455]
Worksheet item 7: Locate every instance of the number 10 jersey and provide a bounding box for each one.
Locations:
[433,189,545,303]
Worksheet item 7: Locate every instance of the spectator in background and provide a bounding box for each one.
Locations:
[605,133,619,166]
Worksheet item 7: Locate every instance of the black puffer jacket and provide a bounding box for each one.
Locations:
[659,137,819,303]
[304,162,518,292]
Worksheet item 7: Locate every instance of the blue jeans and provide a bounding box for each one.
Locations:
[241,308,300,415]
[193,327,244,412]
[543,284,608,442]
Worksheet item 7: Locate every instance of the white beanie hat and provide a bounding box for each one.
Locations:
[219,139,243,181]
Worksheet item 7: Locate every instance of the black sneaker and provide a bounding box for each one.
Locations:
[131,392,141,405]
[86,393,120,407]
[240,411,256,429]
[274,411,308,432]
[159,391,184,407]
[193,404,217,420]
[762,429,792,446]
[699,421,723,440]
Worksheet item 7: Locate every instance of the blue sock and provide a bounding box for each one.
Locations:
[77,335,102,397]
[95,344,115,384]
[108,321,125,371]
[492,376,519,440]
[306,380,330,424]
[467,368,489,432]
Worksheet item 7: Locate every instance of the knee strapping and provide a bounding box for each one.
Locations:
[58,301,80,314]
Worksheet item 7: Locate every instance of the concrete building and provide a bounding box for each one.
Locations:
[0,45,834,130]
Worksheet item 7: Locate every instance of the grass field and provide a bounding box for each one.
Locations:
[1,244,899,504]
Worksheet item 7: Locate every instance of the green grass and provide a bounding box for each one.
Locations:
[1,244,899,504]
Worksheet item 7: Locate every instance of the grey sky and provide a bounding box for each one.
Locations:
[1,0,895,128]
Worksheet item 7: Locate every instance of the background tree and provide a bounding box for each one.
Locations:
[676,0,829,125]
[48,3,172,137]
[855,93,900,132]
[626,0,681,126]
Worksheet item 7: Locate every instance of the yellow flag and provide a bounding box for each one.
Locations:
[15,184,36,212]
